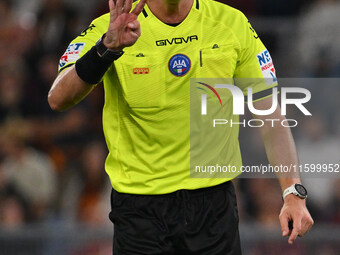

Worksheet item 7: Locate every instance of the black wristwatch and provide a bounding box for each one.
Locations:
[96,34,124,62]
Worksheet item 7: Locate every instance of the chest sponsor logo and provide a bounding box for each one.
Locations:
[168,54,191,77]
[59,43,85,68]
[257,49,277,85]
[156,35,198,46]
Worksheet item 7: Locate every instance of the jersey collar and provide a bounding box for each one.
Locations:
[141,0,200,27]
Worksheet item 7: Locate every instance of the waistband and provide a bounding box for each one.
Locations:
[112,181,233,200]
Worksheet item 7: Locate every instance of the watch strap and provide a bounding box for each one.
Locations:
[283,185,296,200]
[96,34,124,62]
[283,184,307,200]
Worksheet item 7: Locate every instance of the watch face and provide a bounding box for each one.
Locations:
[295,184,307,197]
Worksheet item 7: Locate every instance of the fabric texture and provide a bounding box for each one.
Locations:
[109,181,242,255]
[58,0,278,194]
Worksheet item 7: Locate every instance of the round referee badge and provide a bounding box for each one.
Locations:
[168,54,191,77]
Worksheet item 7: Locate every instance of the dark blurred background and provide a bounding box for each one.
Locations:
[0,0,339,254]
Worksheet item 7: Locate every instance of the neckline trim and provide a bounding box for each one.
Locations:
[141,0,199,19]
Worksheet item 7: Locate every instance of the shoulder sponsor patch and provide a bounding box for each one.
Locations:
[59,43,85,69]
[257,49,277,85]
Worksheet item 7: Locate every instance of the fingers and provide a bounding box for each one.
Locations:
[109,0,117,22]
[123,0,133,14]
[279,212,289,237]
[131,0,147,16]
[288,218,301,244]
[280,199,314,245]
[127,20,141,39]
[281,211,314,245]
[116,0,124,16]
[109,0,144,22]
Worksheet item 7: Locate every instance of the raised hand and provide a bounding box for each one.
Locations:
[103,0,147,51]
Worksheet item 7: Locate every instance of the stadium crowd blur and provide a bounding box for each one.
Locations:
[0,0,339,254]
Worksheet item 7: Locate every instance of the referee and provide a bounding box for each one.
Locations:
[48,0,314,254]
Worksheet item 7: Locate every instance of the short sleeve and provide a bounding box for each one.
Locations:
[233,12,278,100]
[58,14,109,74]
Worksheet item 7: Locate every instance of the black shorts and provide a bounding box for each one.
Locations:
[109,181,242,255]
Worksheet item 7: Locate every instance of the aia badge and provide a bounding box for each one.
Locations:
[257,49,277,85]
[168,54,191,77]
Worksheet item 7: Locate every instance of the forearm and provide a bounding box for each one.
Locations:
[48,66,96,111]
[253,98,301,191]
[260,118,301,191]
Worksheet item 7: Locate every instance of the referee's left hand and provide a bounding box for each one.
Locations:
[279,194,314,244]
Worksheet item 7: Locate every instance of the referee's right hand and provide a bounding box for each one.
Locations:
[104,0,147,51]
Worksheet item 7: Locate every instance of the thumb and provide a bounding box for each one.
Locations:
[127,20,139,30]
[127,22,135,29]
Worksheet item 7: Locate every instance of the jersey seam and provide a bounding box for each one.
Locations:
[198,3,242,53]
[115,72,122,174]
[199,0,263,78]
[58,63,74,74]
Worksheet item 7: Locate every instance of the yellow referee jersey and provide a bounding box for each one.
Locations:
[58,0,277,194]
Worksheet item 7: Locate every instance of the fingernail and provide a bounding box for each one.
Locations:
[282,231,287,236]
